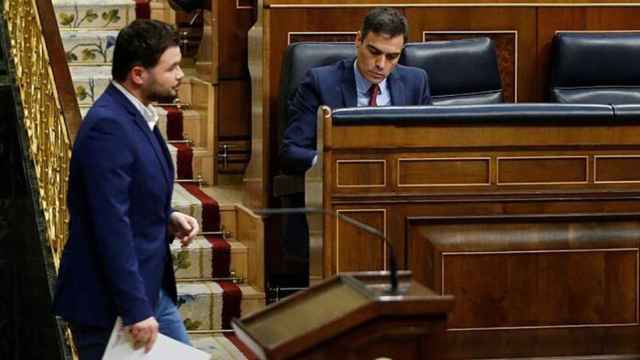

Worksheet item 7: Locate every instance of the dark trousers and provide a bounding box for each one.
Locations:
[280,192,310,288]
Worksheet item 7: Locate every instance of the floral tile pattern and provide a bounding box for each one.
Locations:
[171,237,212,280]
[172,185,204,227]
[177,282,223,331]
[72,65,110,112]
[54,1,135,30]
[62,31,117,65]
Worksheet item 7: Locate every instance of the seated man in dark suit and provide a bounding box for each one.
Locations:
[280,7,432,173]
[278,7,431,288]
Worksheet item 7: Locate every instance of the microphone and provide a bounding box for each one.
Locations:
[255,207,400,295]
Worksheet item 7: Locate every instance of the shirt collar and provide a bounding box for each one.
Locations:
[353,59,388,96]
[112,81,159,130]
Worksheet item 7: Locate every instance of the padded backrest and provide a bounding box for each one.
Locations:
[400,37,503,105]
[277,42,356,151]
[331,103,614,125]
[550,32,640,104]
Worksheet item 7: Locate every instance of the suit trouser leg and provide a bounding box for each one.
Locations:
[70,324,111,360]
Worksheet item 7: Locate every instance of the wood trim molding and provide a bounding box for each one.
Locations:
[266,3,640,9]
[336,159,386,188]
[496,155,589,186]
[237,0,255,9]
[594,155,640,184]
[397,157,492,188]
[287,31,358,45]
[555,29,640,34]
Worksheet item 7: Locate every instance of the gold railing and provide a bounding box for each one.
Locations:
[3,0,71,270]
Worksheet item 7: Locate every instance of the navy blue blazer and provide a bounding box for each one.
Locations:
[53,84,177,328]
[280,58,432,173]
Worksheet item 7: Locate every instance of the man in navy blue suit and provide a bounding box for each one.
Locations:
[281,7,432,173]
[278,8,431,287]
[53,19,199,359]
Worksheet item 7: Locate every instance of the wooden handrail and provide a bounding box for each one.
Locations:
[35,0,82,142]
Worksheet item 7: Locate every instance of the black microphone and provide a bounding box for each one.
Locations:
[255,207,400,295]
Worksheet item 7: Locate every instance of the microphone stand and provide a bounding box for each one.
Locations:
[255,207,399,295]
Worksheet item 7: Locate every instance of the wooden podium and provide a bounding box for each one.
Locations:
[232,271,454,360]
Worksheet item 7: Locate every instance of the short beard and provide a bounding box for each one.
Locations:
[143,77,177,104]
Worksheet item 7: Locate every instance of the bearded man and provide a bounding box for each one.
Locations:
[53,19,199,359]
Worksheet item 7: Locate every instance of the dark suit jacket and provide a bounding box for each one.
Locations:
[280,58,432,173]
[53,84,177,328]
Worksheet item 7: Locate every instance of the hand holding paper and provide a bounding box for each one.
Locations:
[102,318,211,360]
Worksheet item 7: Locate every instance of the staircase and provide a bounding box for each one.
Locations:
[52,0,264,357]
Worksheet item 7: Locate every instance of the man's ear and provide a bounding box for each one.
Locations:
[355,31,363,47]
[129,65,147,86]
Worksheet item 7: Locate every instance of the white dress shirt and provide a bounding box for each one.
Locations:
[354,59,391,107]
[112,81,159,130]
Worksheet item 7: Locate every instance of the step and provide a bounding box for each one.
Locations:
[237,284,265,317]
[156,108,200,139]
[53,0,135,30]
[190,334,248,359]
[177,282,265,332]
[171,184,203,226]
[62,30,118,65]
[177,281,223,332]
[171,236,248,282]
[156,107,208,148]
[166,144,214,185]
[70,66,111,106]
[200,185,244,241]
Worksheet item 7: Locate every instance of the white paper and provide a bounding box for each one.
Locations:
[102,317,211,360]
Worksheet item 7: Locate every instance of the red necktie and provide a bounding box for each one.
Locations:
[368,84,380,107]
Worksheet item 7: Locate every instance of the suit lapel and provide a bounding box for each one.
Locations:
[340,59,358,108]
[153,126,175,183]
[388,71,406,106]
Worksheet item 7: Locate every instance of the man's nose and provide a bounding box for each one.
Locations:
[375,55,386,69]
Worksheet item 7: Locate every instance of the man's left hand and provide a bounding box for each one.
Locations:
[169,212,200,247]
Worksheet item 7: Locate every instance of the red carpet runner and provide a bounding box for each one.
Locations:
[164,105,242,332]
[133,7,256,358]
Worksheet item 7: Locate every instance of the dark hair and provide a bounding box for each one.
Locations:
[111,19,179,82]
[361,7,408,43]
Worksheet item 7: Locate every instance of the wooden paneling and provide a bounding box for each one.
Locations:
[289,32,356,44]
[219,80,252,139]
[219,0,256,79]
[407,7,536,101]
[596,156,640,183]
[237,203,265,291]
[336,160,386,188]
[398,157,490,187]
[443,249,637,329]
[336,209,386,273]
[406,214,640,358]
[265,0,640,4]
[497,156,588,185]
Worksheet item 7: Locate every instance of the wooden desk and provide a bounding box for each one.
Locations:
[319,105,640,358]
[247,0,640,209]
